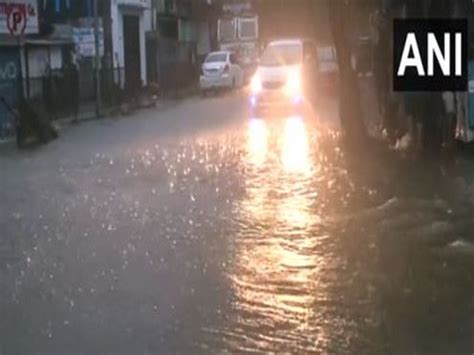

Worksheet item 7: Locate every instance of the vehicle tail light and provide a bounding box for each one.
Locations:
[223,64,229,73]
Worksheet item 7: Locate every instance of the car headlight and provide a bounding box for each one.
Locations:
[285,69,302,96]
[251,73,262,93]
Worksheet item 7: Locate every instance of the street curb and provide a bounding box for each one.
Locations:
[0,96,165,148]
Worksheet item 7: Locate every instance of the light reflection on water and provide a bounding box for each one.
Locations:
[4,100,473,354]
[226,117,331,352]
[281,116,311,174]
[247,118,268,167]
[221,116,468,354]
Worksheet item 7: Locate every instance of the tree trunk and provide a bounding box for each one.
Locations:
[327,0,368,147]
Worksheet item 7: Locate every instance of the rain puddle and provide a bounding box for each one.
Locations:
[2,116,473,354]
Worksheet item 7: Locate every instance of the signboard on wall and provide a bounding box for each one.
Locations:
[222,1,253,14]
[0,0,38,35]
[116,0,149,8]
[73,27,104,58]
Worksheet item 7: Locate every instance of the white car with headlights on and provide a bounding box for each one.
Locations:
[200,51,244,95]
[249,39,318,118]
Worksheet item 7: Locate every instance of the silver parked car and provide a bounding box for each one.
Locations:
[200,51,244,95]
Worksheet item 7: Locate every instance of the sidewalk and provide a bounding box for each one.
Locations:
[0,87,192,148]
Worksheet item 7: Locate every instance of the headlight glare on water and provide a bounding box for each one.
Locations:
[285,69,302,96]
[251,73,262,94]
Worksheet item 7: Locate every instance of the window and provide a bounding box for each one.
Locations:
[155,0,165,13]
[179,19,196,42]
[238,18,257,40]
[205,53,228,63]
[317,46,336,63]
[218,19,236,42]
[165,0,177,13]
[260,43,302,66]
[155,0,176,14]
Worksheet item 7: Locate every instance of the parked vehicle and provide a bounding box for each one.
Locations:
[249,38,318,118]
[200,51,244,95]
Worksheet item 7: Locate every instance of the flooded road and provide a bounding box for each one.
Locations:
[1,93,474,354]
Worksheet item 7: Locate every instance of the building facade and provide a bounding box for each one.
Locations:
[110,0,149,94]
[146,0,215,92]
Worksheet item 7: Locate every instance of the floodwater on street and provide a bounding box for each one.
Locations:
[1,92,474,354]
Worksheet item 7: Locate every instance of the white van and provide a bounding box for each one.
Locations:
[249,38,318,117]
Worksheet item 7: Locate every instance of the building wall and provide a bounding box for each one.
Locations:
[111,0,149,87]
[258,0,319,42]
[197,21,211,56]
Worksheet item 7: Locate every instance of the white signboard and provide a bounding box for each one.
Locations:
[116,0,149,8]
[0,0,38,35]
[222,1,252,14]
[73,27,104,58]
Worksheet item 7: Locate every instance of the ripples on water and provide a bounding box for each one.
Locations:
[3,115,474,354]
[212,117,474,354]
[215,117,374,353]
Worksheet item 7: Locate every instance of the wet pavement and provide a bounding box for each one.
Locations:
[1,91,474,354]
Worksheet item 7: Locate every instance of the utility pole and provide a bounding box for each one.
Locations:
[93,0,101,117]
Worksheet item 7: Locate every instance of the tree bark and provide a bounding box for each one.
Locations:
[327,0,368,147]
